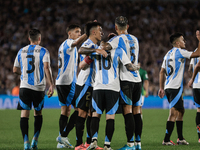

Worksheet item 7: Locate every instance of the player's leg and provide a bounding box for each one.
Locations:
[20,110,31,150]
[104,114,115,150]
[18,88,33,150]
[87,112,101,150]
[30,90,45,149]
[118,81,135,150]
[196,108,200,143]
[132,82,142,150]
[56,84,75,148]
[87,90,104,150]
[104,90,119,150]
[193,89,200,143]
[163,107,178,145]
[86,110,92,146]
[76,108,87,148]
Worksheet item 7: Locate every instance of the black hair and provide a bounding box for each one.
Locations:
[115,16,128,27]
[108,33,116,40]
[66,24,80,33]
[28,28,41,42]
[85,21,102,37]
[170,32,183,44]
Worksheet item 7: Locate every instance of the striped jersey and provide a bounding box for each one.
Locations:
[161,47,192,89]
[14,45,50,91]
[76,39,98,87]
[107,34,141,82]
[189,48,200,88]
[56,39,78,85]
[91,47,131,91]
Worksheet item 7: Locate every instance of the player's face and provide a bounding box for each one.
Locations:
[70,28,81,40]
[177,36,186,49]
[95,26,103,41]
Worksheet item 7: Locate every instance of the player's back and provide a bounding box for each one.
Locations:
[15,44,50,91]
[91,47,131,91]
[108,34,141,82]
[162,47,192,89]
[56,39,78,85]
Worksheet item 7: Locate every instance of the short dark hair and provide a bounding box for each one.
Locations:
[66,24,80,33]
[115,16,128,27]
[170,32,183,44]
[28,28,41,42]
[85,21,102,37]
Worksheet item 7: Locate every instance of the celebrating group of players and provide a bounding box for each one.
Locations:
[13,14,200,150]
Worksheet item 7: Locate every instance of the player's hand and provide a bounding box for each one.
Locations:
[47,85,54,98]
[158,89,165,98]
[96,49,108,58]
[145,92,149,98]
[132,64,140,71]
[100,41,106,50]
[188,79,194,88]
[196,30,200,41]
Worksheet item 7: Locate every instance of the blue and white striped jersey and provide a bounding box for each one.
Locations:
[76,39,98,87]
[161,47,192,89]
[56,39,78,85]
[91,47,131,91]
[14,45,50,91]
[189,48,200,88]
[108,34,141,82]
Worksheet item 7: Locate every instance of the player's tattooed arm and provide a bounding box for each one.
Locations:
[125,63,140,71]
[100,42,112,51]
[72,34,87,47]
[78,47,108,58]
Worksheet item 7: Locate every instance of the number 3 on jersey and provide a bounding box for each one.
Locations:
[26,55,35,73]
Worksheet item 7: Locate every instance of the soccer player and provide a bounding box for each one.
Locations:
[102,16,142,150]
[188,47,200,143]
[55,24,87,148]
[13,28,54,150]
[79,35,140,150]
[138,62,149,116]
[158,31,200,145]
[74,21,107,150]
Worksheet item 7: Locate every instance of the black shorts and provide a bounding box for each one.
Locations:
[165,88,184,110]
[193,89,200,108]
[56,82,76,107]
[17,88,45,111]
[91,90,119,115]
[120,81,142,106]
[74,84,93,111]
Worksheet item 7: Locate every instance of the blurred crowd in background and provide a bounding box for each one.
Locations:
[0,0,200,96]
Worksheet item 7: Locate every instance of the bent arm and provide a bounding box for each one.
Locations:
[125,63,140,71]
[13,66,21,75]
[71,34,87,47]
[44,62,54,98]
[190,30,200,58]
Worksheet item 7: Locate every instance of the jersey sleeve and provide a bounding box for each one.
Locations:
[107,36,119,49]
[190,58,194,65]
[143,70,148,80]
[180,49,193,59]
[66,39,74,50]
[43,49,51,63]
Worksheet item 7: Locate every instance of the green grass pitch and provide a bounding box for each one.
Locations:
[0,109,199,150]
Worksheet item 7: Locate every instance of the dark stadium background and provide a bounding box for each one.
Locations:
[0,0,200,96]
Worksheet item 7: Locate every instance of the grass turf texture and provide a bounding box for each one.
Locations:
[0,109,199,150]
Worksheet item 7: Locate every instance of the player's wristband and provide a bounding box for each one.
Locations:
[84,56,94,65]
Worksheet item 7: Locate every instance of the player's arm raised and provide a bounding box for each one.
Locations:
[78,47,108,58]
[190,30,200,58]
[44,62,54,98]
[71,33,87,47]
